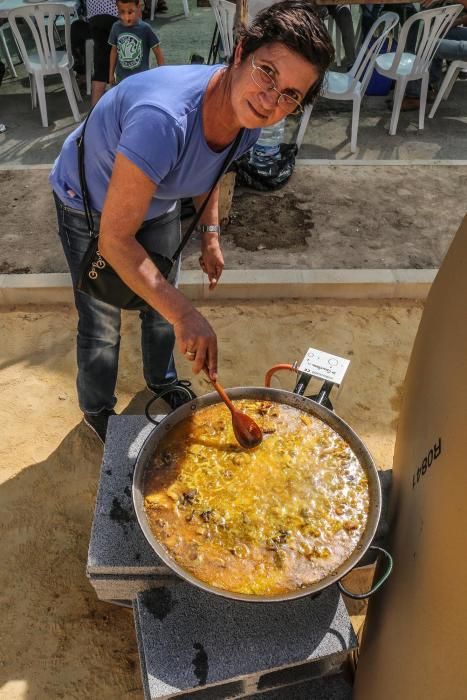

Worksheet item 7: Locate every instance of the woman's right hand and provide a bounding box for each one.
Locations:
[173,308,218,380]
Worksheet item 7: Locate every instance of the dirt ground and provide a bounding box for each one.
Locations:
[0,299,423,699]
[1,164,465,273]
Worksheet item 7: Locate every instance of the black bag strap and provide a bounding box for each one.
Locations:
[77,109,244,265]
[77,110,97,238]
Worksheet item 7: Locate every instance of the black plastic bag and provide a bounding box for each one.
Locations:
[234,143,298,192]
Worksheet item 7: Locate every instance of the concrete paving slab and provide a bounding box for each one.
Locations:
[134,583,356,698]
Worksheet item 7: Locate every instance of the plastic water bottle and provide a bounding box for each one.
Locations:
[250,118,286,171]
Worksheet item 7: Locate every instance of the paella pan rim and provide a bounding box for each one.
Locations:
[132,386,382,603]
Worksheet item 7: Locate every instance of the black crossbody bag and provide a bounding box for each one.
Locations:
[76,111,243,310]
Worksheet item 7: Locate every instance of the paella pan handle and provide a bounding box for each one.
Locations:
[337,545,393,600]
[144,384,196,425]
[144,396,162,425]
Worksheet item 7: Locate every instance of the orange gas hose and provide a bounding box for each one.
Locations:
[264,363,298,388]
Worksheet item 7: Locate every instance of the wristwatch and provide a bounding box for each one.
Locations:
[196,224,220,235]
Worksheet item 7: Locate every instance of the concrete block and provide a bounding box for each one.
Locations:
[89,574,176,603]
[87,512,169,576]
[93,415,153,516]
[87,415,173,579]
[134,583,356,699]
[135,599,248,699]
[249,673,353,699]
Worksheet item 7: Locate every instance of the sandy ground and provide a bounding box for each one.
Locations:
[1,165,465,273]
[0,299,422,699]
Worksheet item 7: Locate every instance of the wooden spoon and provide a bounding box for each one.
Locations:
[204,370,263,449]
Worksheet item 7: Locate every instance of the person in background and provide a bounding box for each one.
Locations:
[361,2,419,53]
[108,0,164,85]
[50,0,334,444]
[70,0,91,87]
[141,0,167,18]
[321,4,356,69]
[86,0,119,105]
[402,0,467,110]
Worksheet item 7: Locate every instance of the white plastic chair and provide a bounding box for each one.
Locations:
[296,12,399,153]
[374,4,463,135]
[8,3,82,127]
[429,59,467,118]
[0,21,18,78]
[150,0,189,21]
[209,0,235,61]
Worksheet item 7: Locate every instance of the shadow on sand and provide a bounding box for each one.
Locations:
[0,396,157,698]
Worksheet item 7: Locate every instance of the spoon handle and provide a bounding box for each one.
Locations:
[203,368,236,414]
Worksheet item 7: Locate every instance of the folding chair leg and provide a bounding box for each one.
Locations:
[34,72,48,128]
[419,73,429,130]
[295,104,313,150]
[30,74,37,108]
[70,69,83,102]
[62,69,81,122]
[85,38,93,96]
[389,77,407,136]
[0,28,17,78]
[443,65,461,100]
[182,0,189,16]
[350,94,361,152]
[429,62,460,119]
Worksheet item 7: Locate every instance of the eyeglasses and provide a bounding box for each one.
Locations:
[250,54,304,115]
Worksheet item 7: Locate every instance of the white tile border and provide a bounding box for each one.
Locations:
[295,159,467,167]
[2,160,467,171]
[0,163,53,170]
[0,269,437,305]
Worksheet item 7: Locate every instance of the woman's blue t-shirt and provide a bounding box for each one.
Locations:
[49,64,260,219]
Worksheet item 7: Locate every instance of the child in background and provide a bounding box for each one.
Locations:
[108,0,165,85]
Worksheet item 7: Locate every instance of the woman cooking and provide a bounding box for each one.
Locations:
[50,0,334,443]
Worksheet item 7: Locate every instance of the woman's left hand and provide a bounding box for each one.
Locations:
[199,235,224,290]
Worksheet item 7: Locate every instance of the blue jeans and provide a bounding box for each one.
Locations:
[54,193,181,415]
[407,27,467,97]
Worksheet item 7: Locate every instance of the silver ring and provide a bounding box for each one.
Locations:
[185,350,196,359]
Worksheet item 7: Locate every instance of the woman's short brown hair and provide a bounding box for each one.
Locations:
[233,0,334,106]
